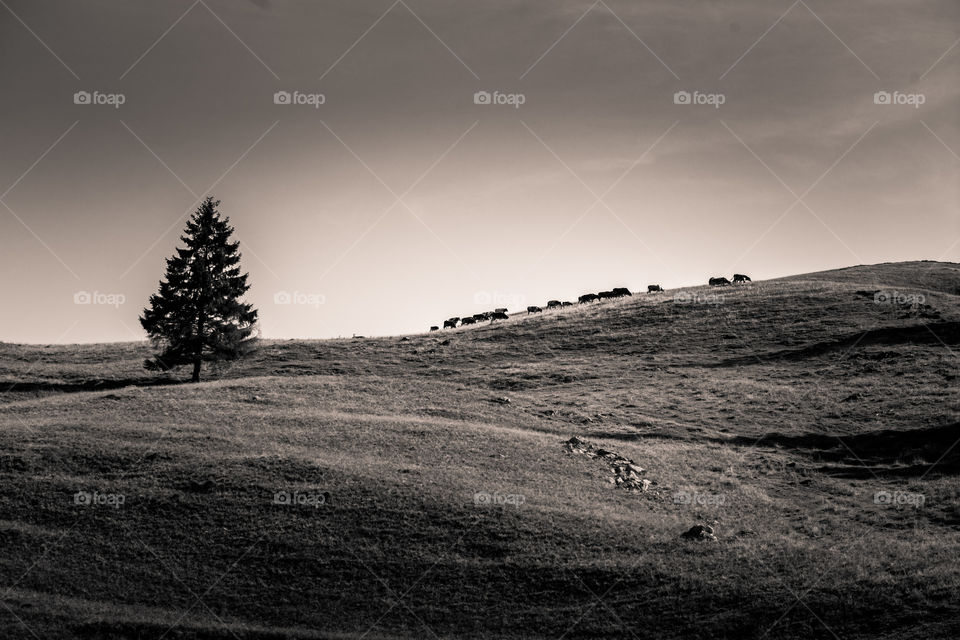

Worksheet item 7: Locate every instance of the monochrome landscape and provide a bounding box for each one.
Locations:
[1,1,958,638]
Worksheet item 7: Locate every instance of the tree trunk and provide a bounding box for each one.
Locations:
[192,253,207,384]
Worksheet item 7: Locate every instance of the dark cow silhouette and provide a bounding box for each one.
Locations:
[461,316,476,325]
[561,301,573,307]
[495,307,508,314]
[430,326,439,331]
[612,287,632,297]
[443,318,459,329]
[733,273,751,284]
[547,300,562,309]
[472,313,487,322]
[489,311,509,321]
[527,305,543,314]
[598,290,616,300]
[578,293,598,304]
[647,284,662,293]
[709,277,731,286]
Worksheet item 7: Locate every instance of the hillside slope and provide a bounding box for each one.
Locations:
[0,261,958,639]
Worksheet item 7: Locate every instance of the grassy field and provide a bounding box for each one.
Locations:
[1,261,958,639]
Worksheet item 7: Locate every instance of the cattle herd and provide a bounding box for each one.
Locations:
[430,275,750,330]
[710,273,751,286]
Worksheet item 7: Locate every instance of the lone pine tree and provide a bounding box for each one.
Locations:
[140,197,258,382]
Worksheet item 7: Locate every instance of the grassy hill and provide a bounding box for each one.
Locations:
[1,261,958,639]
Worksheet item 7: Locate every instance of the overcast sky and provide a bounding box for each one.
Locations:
[1,0,958,343]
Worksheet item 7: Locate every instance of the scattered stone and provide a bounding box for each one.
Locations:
[185,479,217,494]
[681,524,717,541]
[563,436,651,492]
[440,339,450,346]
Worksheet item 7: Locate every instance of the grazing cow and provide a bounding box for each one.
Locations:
[598,290,616,300]
[527,305,543,314]
[490,311,509,321]
[495,307,508,314]
[578,293,599,304]
[733,273,751,284]
[709,277,731,286]
[561,301,573,307]
[430,326,439,331]
[647,284,662,293]
[461,316,476,325]
[612,287,632,297]
[443,318,459,329]
[472,313,487,322]
[547,300,562,309]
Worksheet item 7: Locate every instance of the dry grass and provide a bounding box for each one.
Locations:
[0,261,958,639]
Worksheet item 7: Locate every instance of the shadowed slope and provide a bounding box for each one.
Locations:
[1,261,958,638]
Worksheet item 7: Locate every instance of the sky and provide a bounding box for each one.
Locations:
[1,0,958,343]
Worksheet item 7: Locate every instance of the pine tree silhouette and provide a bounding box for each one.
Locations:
[140,197,258,382]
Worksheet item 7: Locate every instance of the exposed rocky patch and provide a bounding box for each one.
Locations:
[681,524,717,541]
[563,436,652,491]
